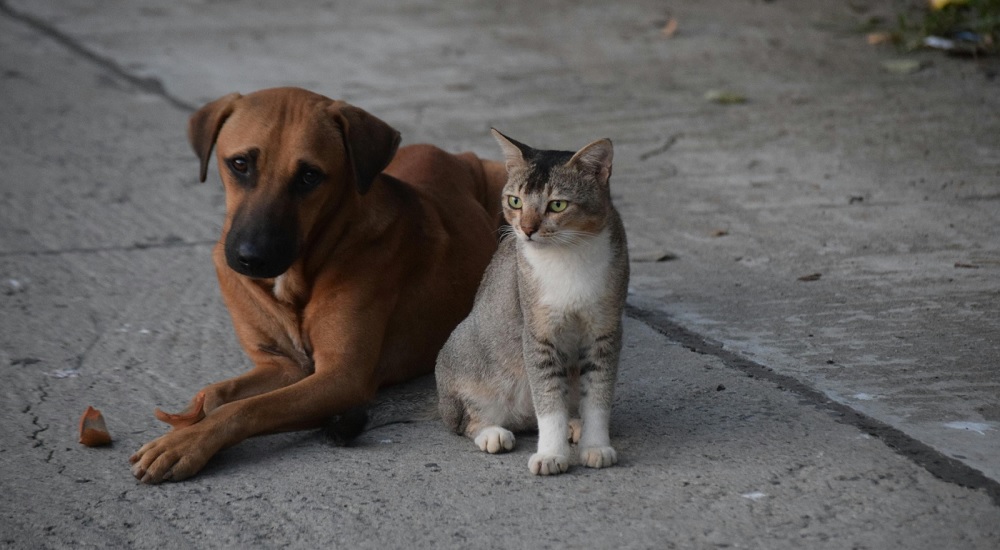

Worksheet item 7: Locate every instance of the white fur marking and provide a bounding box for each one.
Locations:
[522,228,612,311]
[535,412,570,457]
[579,403,617,468]
[530,414,571,475]
[579,403,612,450]
[273,274,286,300]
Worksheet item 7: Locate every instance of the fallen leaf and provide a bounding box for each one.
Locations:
[881,59,926,75]
[867,32,892,45]
[798,273,822,282]
[79,406,112,447]
[954,262,980,269]
[710,229,729,238]
[661,17,678,38]
[704,89,747,105]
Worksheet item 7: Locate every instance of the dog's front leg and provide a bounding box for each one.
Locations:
[130,302,388,483]
[152,353,311,429]
[129,364,378,483]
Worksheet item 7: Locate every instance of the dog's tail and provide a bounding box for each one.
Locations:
[323,374,440,445]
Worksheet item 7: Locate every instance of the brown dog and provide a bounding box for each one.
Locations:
[129,87,506,483]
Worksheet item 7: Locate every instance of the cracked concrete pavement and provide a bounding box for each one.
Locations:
[1,0,998,547]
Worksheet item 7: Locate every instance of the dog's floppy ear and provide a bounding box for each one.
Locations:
[188,92,241,183]
[330,103,401,195]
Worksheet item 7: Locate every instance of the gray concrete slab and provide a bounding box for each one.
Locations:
[1,0,999,547]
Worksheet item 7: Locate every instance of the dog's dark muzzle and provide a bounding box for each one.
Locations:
[224,214,298,279]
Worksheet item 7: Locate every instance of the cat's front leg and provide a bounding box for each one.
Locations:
[578,404,617,469]
[525,336,572,475]
[577,329,622,469]
[529,411,571,475]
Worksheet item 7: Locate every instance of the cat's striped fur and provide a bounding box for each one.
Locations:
[435,129,629,475]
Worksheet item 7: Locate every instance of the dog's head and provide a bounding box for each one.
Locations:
[188,87,401,279]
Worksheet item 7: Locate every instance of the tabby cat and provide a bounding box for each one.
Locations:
[435,129,630,475]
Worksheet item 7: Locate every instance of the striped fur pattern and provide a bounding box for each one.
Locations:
[435,130,629,475]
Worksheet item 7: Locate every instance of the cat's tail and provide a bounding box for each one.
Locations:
[323,374,440,445]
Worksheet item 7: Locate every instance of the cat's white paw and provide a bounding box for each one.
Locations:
[580,446,618,469]
[528,453,570,475]
[567,418,582,444]
[474,426,515,454]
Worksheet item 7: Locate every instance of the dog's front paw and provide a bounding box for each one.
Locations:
[474,426,515,454]
[580,446,618,469]
[129,426,217,484]
[528,453,569,475]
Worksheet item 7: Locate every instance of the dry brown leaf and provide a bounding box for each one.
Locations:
[798,273,822,282]
[867,32,892,45]
[79,406,112,447]
[661,17,678,38]
[710,229,729,238]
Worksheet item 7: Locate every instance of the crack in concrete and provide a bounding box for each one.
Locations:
[625,303,1000,508]
[29,379,50,450]
[638,133,682,162]
[0,239,217,259]
[26,313,109,465]
[69,311,108,376]
[0,0,196,113]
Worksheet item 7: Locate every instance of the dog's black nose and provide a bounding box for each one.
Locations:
[236,242,262,271]
[224,219,298,279]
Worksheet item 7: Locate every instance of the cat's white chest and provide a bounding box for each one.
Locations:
[521,229,613,312]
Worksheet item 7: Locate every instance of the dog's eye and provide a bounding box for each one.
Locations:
[229,157,249,174]
[302,170,321,186]
[294,168,324,194]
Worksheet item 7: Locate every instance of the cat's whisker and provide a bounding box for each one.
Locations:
[497,224,517,242]
[549,230,590,247]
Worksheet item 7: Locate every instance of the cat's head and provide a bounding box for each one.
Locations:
[491,129,614,246]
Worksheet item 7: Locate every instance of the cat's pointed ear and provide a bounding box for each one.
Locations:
[568,138,614,185]
[491,128,529,171]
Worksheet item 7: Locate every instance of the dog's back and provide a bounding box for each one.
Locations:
[385,144,507,228]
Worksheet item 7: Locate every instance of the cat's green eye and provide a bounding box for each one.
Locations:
[507,195,522,209]
[548,200,569,213]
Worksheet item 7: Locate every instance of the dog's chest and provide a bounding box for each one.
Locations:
[271,273,309,307]
[263,274,314,372]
